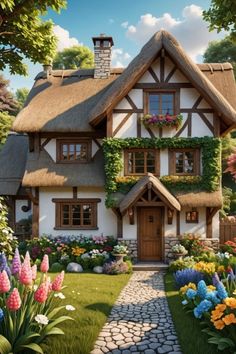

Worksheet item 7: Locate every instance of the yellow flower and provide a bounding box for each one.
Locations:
[217,265,225,273]
[222,313,236,326]
[207,285,216,291]
[215,304,227,312]
[180,282,196,295]
[213,319,225,330]
[71,247,86,256]
[224,297,236,309]
[194,261,215,275]
[233,290,236,296]
[211,309,224,321]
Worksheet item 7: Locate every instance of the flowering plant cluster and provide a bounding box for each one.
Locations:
[0,197,18,257]
[103,261,129,275]
[0,250,74,353]
[141,113,183,129]
[113,244,128,255]
[180,233,207,256]
[220,238,236,256]
[171,243,188,255]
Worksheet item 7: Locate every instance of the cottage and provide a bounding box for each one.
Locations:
[1,30,236,261]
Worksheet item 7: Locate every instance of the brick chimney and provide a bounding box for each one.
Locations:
[92,34,114,79]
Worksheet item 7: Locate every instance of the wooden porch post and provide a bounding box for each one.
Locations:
[206,207,219,238]
[112,208,123,238]
[27,187,39,238]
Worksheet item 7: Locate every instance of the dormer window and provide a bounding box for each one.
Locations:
[144,91,175,115]
[56,139,91,163]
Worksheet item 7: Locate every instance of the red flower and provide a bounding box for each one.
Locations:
[6,288,21,311]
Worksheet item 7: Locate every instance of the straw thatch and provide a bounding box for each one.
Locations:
[174,190,222,208]
[0,134,28,195]
[89,30,236,128]
[22,149,105,187]
[119,173,181,214]
[13,69,121,133]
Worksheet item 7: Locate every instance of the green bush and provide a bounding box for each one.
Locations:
[169,256,196,272]
[0,197,17,257]
[50,262,65,272]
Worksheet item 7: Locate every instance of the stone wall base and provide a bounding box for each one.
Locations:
[117,239,138,262]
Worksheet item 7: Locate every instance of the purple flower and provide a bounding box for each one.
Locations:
[216,282,228,300]
[212,272,220,286]
[11,248,21,275]
[0,253,11,277]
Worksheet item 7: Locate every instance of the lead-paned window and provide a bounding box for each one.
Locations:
[145,92,175,115]
[124,149,159,175]
[56,139,91,163]
[169,149,200,176]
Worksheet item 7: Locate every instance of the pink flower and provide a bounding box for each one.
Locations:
[23,251,31,267]
[34,283,48,303]
[31,264,37,280]
[40,255,49,273]
[6,288,21,311]
[19,263,32,286]
[52,271,65,291]
[0,270,11,293]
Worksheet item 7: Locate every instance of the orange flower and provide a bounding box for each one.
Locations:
[213,319,225,330]
[215,304,227,312]
[222,313,236,326]
[211,310,224,321]
[224,297,236,309]
[217,265,225,273]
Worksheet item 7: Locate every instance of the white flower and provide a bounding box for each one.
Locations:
[35,314,49,325]
[54,292,65,299]
[33,285,38,291]
[66,305,75,311]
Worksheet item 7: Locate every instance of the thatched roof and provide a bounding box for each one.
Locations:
[12,31,236,134]
[119,173,181,214]
[13,69,122,133]
[22,149,105,187]
[175,190,222,208]
[89,30,236,129]
[0,134,28,195]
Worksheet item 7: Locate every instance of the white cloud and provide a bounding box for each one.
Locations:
[121,21,129,29]
[125,5,226,61]
[53,25,81,52]
[111,48,132,67]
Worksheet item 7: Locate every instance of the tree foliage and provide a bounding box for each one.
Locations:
[15,87,29,110]
[53,45,94,69]
[0,111,13,145]
[0,0,67,75]
[0,197,17,256]
[0,74,18,113]
[203,37,236,77]
[203,0,236,40]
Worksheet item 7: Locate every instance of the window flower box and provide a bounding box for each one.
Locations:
[141,113,183,129]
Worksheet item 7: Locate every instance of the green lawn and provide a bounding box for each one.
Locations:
[42,273,131,354]
[164,273,218,354]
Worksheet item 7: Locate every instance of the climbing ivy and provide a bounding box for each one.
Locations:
[103,137,221,207]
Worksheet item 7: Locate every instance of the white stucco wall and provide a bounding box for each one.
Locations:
[15,200,32,222]
[179,207,206,236]
[39,187,117,237]
[123,213,137,240]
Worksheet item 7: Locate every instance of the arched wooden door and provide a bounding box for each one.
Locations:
[138,207,163,261]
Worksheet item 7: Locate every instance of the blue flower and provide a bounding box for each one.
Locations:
[186,289,197,300]
[197,280,208,299]
[182,300,188,305]
[174,269,204,288]
[193,299,212,319]
[0,308,4,322]
[193,307,202,318]
[205,291,221,305]
[0,253,11,277]
[216,282,228,300]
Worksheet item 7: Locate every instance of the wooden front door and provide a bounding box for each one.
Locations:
[138,207,163,261]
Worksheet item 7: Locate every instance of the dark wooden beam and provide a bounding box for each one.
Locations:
[198,112,214,133]
[112,208,123,238]
[148,67,159,83]
[113,108,143,114]
[180,108,214,113]
[107,111,113,138]
[32,187,39,238]
[164,66,177,83]
[41,137,51,150]
[192,95,203,109]
[73,187,77,199]
[176,211,180,235]
[125,94,138,110]
[113,112,132,137]
[175,115,190,137]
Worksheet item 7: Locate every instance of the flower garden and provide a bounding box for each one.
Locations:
[167,234,236,353]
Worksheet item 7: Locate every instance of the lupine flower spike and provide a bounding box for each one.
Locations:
[11,248,21,276]
[19,262,32,286]
[23,251,31,267]
[52,271,65,291]
[31,264,37,281]
[40,255,49,273]
[0,270,11,293]
[6,288,21,311]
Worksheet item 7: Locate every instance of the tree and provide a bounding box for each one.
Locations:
[53,45,94,69]
[203,37,236,77]
[203,0,236,40]
[0,112,13,145]
[0,0,67,75]
[15,87,29,110]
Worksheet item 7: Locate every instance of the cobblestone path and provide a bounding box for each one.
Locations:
[91,271,182,354]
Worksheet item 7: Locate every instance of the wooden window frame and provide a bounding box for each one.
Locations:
[56,138,91,163]
[169,148,200,176]
[186,210,199,224]
[124,149,160,176]
[52,198,101,230]
[143,90,178,116]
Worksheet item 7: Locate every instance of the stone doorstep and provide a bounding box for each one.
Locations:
[133,262,168,271]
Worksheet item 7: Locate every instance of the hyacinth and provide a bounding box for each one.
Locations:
[186,288,197,300]
[197,280,208,299]
[0,308,4,322]
[0,270,11,293]
[19,262,32,286]
[206,291,221,305]
[23,251,31,268]
[34,283,48,303]
[40,255,49,273]
[212,272,220,286]
[31,264,37,281]
[6,288,21,311]
[0,253,11,277]
[52,271,65,291]
[194,299,213,319]
[11,248,21,275]
[216,282,228,300]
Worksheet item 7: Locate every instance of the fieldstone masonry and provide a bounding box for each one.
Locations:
[118,239,138,262]
[91,271,182,354]
[94,48,112,79]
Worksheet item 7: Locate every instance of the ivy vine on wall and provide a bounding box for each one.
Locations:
[103,137,221,207]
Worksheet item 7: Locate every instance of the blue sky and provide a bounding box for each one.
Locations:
[5,0,226,92]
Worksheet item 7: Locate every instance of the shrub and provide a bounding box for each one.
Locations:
[0,197,17,257]
[50,262,65,272]
[169,256,195,272]
[103,261,129,275]
[180,233,205,256]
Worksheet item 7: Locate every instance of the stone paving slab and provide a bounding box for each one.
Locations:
[91,271,182,354]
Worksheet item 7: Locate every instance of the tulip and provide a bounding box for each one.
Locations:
[6,288,21,311]
[0,270,10,293]
[40,255,49,273]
